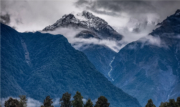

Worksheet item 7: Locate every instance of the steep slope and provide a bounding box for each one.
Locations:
[78,44,116,79]
[42,11,122,80]
[1,23,141,107]
[1,24,30,97]
[110,9,180,106]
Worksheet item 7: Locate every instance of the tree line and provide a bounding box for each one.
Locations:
[3,91,109,107]
[2,91,180,107]
[145,97,180,107]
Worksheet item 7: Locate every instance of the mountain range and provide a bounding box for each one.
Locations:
[42,11,122,80]
[110,9,180,106]
[42,10,180,106]
[1,23,141,107]
[43,11,123,40]
[1,9,180,107]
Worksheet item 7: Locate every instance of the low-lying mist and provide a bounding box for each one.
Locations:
[42,25,166,53]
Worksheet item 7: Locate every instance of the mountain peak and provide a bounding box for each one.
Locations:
[82,11,94,19]
[43,11,123,40]
[175,9,180,16]
[151,9,180,35]
[43,11,110,31]
[62,14,75,20]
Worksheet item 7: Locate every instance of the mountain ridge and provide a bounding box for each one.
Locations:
[110,9,180,106]
[1,23,141,107]
[43,11,123,40]
[42,11,123,81]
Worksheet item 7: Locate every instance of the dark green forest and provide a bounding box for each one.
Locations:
[2,91,180,107]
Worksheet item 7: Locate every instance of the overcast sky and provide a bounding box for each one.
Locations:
[1,0,180,52]
[1,0,180,32]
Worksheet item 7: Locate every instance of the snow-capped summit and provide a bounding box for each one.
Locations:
[43,14,81,30]
[43,11,123,40]
[82,11,94,19]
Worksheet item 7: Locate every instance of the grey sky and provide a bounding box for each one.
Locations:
[75,0,180,42]
[75,0,180,18]
[1,0,180,52]
[1,0,80,31]
[1,0,180,32]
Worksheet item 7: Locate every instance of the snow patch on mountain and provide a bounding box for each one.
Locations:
[75,12,88,22]
[108,57,115,81]
[43,11,110,32]
[43,11,122,40]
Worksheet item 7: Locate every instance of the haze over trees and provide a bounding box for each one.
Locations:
[144,97,180,107]
[3,92,110,107]
[3,92,180,107]
[19,95,27,107]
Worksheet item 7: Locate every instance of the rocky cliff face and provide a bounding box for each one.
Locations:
[1,23,141,107]
[110,9,180,106]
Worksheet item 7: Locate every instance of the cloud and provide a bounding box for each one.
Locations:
[2,0,179,32]
[2,0,179,52]
[140,36,162,47]
[75,0,180,44]
[42,27,126,52]
[82,98,87,104]
[82,98,97,105]
[1,0,81,32]
[75,0,180,19]
[53,98,60,106]
[140,35,169,49]
[115,21,158,43]
[75,0,180,27]
[0,13,10,24]
[76,0,155,15]
[26,98,42,107]
[41,20,163,53]
[1,96,97,107]
[126,35,168,50]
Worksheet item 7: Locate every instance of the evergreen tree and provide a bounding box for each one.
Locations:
[159,102,168,107]
[145,99,156,107]
[41,96,54,107]
[60,92,72,107]
[94,96,109,107]
[177,97,180,107]
[84,99,93,107]
[19,95,27,107]
[167,99,176,107]
[5,97,19,107]
[72,91,83,107]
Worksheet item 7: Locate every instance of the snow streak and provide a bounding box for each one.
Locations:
[108,57,115,81]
